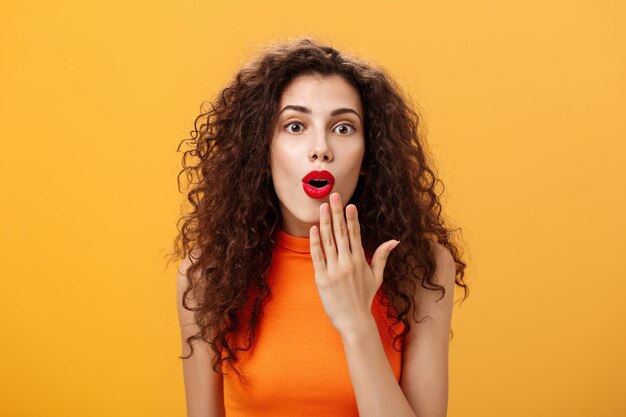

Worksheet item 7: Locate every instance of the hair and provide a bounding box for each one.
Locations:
[165,37,470,386]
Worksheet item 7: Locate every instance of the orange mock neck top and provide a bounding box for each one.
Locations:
[222,227,405,416]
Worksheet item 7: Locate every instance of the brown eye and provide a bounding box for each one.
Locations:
[334,123,355,135]
[285,121,305,133]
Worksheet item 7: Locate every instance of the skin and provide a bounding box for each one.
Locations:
[309,195,454,417]
[269,72,366,238]
[267,72,454,417]
[177,71,454,417]
[309,192,400,336]
[269,70,399,336]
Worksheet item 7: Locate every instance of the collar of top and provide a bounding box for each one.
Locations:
[272,227,311,254]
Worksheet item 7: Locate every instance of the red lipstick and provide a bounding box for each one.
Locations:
[302,170,335,199]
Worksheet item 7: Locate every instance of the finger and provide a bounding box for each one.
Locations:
[329,192,351,258]
[309,225,328,273]
[345,204,365,259]
[319,201,338,265]
[370,240,399,284]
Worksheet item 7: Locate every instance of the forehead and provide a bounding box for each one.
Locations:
[278,73,362,112]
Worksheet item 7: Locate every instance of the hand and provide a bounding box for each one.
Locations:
[309,192,400,337]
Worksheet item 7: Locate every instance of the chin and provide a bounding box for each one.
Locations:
[283,206,321,228]
[297,211,321,226]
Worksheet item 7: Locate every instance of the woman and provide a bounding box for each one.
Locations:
[170,37,469,417]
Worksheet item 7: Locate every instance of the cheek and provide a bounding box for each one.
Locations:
[269,140,284,172]
[344,140,366,167]
[269,143,299,189]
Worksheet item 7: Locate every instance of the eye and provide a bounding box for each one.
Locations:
[333,123,355,135]
[284,121,305,134]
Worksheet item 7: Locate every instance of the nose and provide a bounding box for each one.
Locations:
[308,129,333,162]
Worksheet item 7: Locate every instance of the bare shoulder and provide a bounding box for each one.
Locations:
[405,241,456,324]
[427,241,456,287]
[176,249,205,341]
[177,248,203,279]
[176,248,204,301]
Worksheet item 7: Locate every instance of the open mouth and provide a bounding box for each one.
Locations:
[308,179,329,188]
[302,179,333,199]
[302,169,335,199]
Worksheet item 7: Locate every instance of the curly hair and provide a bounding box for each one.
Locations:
[165,37,470,386]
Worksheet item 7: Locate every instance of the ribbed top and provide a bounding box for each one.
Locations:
[272,227,312,254]
[222,227,405,416]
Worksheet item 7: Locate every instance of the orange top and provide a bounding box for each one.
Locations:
[222,227,405,416]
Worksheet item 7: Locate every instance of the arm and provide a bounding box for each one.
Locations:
[399,243,455,417]
[341,320,418,417]
[341,242,456,417]
[176,255,226,417]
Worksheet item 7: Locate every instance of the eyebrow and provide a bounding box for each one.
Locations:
[278,105,362,121]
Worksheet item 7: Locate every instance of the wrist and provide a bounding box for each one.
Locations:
[339,316,378,345]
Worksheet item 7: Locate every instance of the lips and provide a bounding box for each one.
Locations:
[302,170,335,199]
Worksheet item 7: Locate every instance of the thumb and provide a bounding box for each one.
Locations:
[370,240,400,282]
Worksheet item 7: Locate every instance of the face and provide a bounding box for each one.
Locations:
[269,73,365,237]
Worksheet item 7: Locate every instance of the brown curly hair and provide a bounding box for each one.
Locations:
[165,37,470,385]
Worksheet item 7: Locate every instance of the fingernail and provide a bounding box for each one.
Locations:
[390,240,400,250]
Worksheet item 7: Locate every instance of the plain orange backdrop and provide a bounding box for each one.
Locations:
[1,1,624,416]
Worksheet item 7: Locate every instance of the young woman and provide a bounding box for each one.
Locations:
[171,37,469,417]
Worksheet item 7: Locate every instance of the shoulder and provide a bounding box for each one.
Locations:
[427,241,456,287]
[177,248,203,278]
[402,241,456,287]
[176,248,204,303]
[404,241,456,322]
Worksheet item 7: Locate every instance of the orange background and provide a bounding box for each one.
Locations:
[1,1,624,416]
